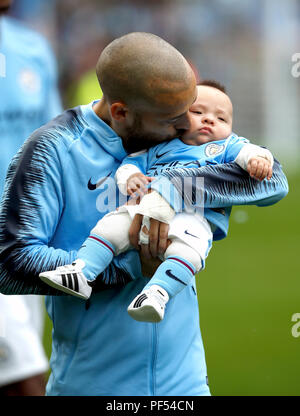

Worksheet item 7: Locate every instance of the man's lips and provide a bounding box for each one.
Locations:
[199,126,213,134]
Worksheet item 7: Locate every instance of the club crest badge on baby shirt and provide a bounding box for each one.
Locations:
[205,143,225,157]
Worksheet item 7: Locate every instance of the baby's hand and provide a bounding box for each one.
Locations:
[247,156,273,181]
[127,173,155,197]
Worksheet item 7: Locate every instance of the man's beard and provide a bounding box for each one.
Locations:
[122,115,185,154]
[0,0,12,14]
[0,6,10,13]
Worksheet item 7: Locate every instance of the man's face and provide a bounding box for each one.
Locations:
[0,0,12,14]
[121,86,197,153]
[182,85,233,145]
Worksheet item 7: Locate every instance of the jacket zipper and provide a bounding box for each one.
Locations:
[59,303,89,381]
[150,323,157,396]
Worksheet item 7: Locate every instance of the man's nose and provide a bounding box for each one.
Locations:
[175,113,191,131]
[202,115,214,125]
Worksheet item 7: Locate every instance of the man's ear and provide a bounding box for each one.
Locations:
[110,102,128,122]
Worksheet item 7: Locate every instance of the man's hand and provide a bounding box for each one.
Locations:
[247,156,273,181]
[139,252,163,278]
[129,214,170,259]
[127,173,154,197]
[128,189,174,258]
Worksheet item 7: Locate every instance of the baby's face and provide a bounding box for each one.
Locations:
[182,85,233,145]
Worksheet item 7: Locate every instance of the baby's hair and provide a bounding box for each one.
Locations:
[198,79,226,94]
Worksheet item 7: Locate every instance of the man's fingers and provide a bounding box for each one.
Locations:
[130,214,170,258]
[129,214,143,248]
[140,243,152,260]
[149,218,159,258]
[157,222,169,255]
[139,253,163,278]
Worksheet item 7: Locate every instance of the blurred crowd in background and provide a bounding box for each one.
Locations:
[8,0,300,169]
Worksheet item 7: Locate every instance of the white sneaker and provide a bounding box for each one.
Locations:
[127,285,169,323]
[39,259,92,300]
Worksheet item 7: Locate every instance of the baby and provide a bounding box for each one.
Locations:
[39,80,273,323]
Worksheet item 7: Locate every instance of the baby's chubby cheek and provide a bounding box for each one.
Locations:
[215,125,232,140]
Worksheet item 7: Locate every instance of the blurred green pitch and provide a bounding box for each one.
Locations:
[43,170,299,396]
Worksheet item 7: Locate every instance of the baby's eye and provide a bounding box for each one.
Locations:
[191,110,202,114]
[218,117,226,122]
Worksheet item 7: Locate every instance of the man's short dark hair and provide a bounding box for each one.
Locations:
[96,32,194,108]
[198,79,226,94]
